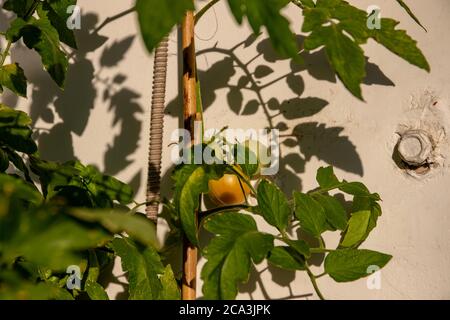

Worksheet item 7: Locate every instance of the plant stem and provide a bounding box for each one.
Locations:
[306,264,326,300]
[94,7,136,33]
[0,40,12,67]
[200,204,253,217]
[318,235,325,249]
[195,0,221,25]
[315,271,327,278]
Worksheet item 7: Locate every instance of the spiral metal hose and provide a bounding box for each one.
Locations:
[146,37,169,223]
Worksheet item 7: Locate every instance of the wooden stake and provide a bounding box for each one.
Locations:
[181,9,198,300]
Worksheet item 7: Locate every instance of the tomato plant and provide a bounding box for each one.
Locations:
[0,0,430,300]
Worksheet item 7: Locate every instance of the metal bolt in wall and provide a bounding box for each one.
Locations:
[397,129,433,166]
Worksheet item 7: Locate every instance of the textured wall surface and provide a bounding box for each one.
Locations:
[1,0,449,299]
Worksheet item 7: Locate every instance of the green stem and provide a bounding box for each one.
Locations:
[308,183,347,196]
[315,271,327,278]
[200,204,253,217]
[306,264,326,300]
[310,248,333,253]
[195,0,222,25]
[318,235,325,249]
[229,166,257,195]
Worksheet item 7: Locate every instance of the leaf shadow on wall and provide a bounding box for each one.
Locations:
[8,12,144,194]
[163,34,394,198]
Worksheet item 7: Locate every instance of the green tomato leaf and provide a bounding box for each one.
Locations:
[304,24,365,100]
[352,195,382,244]
[339,210,371,248]
[202,212,274,300]
[370,18,430,72]
[0,104,37,154]
[312,194,347,231]
[228,0,300,60]
[85,282,109,300]
[0,63,27,97]
[135,0,194,53]
[0,173,42,205]
[70,209,158,249]
[3,0,36,19]
[284,239,311,258]
[293,191,327,237]
[316,166,340,189]
[257,179,291,231]
[159,265,181,300]
[38,0,78,49]
[338,181,378,199]
[110,237,164,300]
[6,15,68,88]
[325,249,392,282]
[0,149,9,172]
[268,246,306,270]
[2,210,111,271]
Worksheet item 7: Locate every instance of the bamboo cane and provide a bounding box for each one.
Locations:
[181,9,198,300]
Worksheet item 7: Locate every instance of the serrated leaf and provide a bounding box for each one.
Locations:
[2,211,111,271]
[340,210,371,248]
[338,181,373,197]
[293,191,327,237]
[85,281,109,300]
[202,212,273,300]
[352,195,382,244]
[159,265,181,300]
[268,246,305,270]
[370,18,430,72]
[3,0,35,19]
[111,237,164,300]
[325,249,392,282]
[0,104,37,154]
[70,209,158,248]
[0,149,9,172]
[228,0,300,60]
[0,173,42,205]
[6,15,68,88]
[38,1,78,49]
[304,24,365,99]
[0,63,27,97]
[136,0,194,53]
[316,166,340,189]
[312,194,347,230]
[257,179,291,231]
[284,239,311,258]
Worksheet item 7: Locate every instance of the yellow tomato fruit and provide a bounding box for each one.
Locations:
[208,171,251,206]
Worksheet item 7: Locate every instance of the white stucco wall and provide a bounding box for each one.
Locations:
[1,0,449,299]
